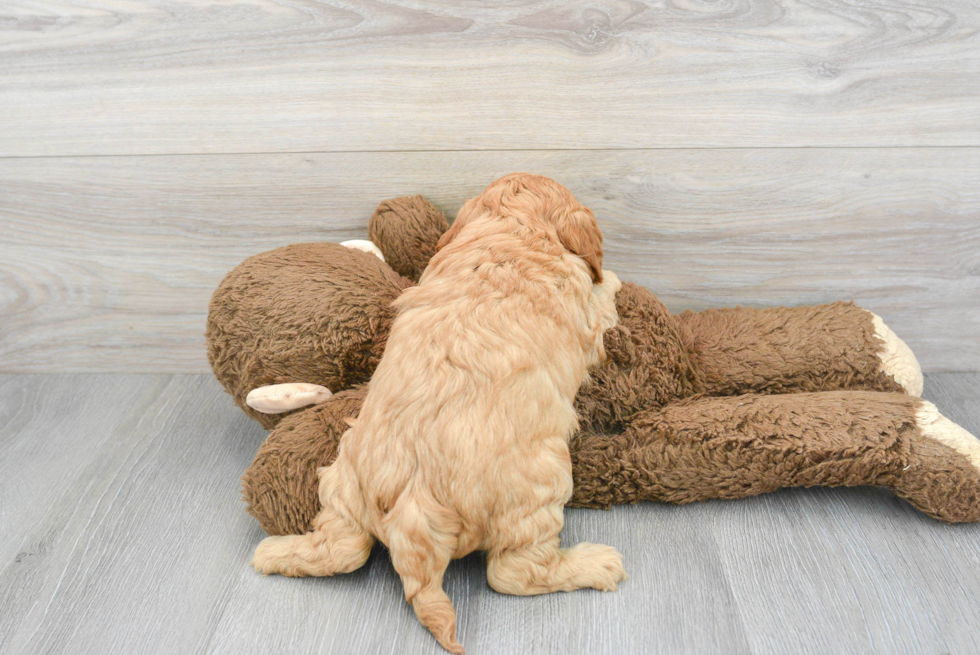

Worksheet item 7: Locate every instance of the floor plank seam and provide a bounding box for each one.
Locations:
[2,143,980,161]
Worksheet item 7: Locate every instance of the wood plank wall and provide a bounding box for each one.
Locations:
[1,0,978,372]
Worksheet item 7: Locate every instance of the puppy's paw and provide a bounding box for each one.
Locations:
[566,542,628,592]
[251,535,306,576]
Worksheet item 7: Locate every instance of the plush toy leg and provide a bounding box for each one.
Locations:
[673,302,922,397]
[244,390,979,536]
[569,391,980,523]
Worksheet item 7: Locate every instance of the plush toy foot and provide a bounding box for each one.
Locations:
[916,402,980,467]
[896,401,980,521]
[869,312,923,397]
[569,391,980,523]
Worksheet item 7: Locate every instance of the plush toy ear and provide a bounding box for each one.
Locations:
[555,207,604,283]
[246,383,332,414]
[340,240,385,261]
[368,196,448,281]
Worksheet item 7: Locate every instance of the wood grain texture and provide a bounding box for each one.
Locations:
[0,375,167,568]
[2,148,978,373]
[0,374,267,654]
[1,373,979,654]
[2,0,980,156]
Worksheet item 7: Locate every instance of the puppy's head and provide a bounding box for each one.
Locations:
[437,173,604,282]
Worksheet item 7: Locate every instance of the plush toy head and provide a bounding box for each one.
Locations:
[206,197,449,429]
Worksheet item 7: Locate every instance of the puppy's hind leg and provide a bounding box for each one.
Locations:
[386,498,464,654]
[486,504,627,596]
[252,466,374,577]
[251,504,374,577]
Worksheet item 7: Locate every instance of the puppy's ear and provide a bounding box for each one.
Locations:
[436,196,481,251]
[556,208,604,283]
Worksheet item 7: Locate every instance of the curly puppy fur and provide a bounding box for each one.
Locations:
[250,174,626,653]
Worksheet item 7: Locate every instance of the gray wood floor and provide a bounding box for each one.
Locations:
[2,372,979,654]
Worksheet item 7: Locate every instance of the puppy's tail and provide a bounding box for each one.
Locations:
[386,496,464,654]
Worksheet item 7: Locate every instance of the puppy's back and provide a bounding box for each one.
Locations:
[349,225,597,494]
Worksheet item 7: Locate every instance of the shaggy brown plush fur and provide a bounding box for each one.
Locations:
[570,392,980,523]
[574,282,704,434]
[369,195,449,282]
[205,194,980,534]
[675,302,904,396]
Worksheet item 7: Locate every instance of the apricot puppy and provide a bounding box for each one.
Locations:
[251,174,627,652]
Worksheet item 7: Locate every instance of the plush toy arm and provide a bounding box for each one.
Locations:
[673,302,923,397]
[569,391,980,523]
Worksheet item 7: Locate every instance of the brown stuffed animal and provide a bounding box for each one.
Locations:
[206,196,980,537]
